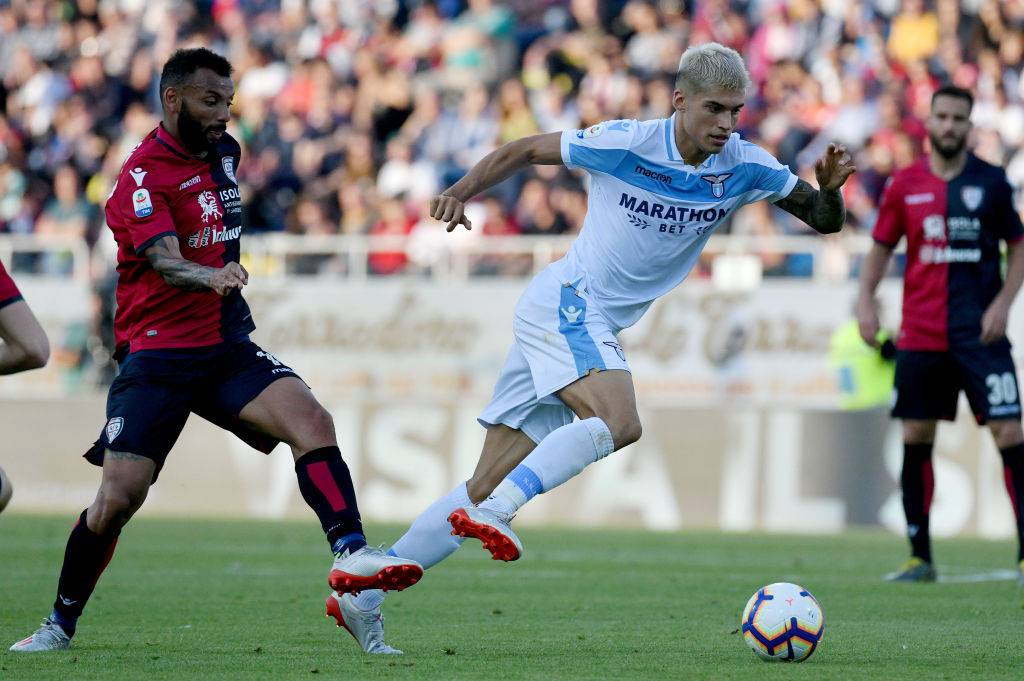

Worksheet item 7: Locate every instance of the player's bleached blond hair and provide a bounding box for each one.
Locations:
[675,42,751,96]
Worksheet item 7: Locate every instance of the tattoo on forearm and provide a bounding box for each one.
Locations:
[106,450,148,461]
[775,179,846,234]
[146,242,213,291]
[816,186,845,230]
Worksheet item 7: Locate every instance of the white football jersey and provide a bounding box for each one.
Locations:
[553,114,798,330]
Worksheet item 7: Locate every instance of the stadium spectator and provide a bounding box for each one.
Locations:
[368,196,415,275]
[0,0,1021,284]
[888,0,941,66]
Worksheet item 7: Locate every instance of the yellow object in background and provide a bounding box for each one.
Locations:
[829,320,895,410]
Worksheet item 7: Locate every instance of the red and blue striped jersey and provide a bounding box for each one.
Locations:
[873,154,1024,350]
[105,124,254,359]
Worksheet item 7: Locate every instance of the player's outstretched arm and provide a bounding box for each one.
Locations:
[0,300,49,374]
[775,143,856,235]
[854,242,895,346]
[430,132,563,231]
[145,235,248,296]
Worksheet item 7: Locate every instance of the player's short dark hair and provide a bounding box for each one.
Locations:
[931,84,973,112]
[159,48,233,98]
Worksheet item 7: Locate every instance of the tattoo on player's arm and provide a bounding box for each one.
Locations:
[145,236,215,291]
[775,179,846,234]
[106,450,148,461]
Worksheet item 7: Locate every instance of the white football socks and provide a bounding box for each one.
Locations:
[351,418,616,611]
[479,417,615,517]
[350,481,471,611]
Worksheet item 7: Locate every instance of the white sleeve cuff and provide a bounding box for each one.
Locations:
[560,129,577,170]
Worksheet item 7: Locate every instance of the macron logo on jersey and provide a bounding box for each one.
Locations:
[179,175,201,190]
[129,167,147,186]
[634,164,672,184]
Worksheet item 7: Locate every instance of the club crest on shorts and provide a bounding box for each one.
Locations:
[222,156,237,184]
[961,186,983,212]
[105,417,124,443]
[560,305,583,323]
[701,173,732,199]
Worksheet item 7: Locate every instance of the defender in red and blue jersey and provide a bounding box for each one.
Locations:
[0,258,50,514]
[105,119,253,356]
[9,49,421,656]
[858,85,1024,583]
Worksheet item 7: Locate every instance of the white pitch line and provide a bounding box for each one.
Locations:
[936,569,1019,584]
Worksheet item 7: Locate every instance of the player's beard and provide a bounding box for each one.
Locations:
[177,101,226,155]
[928,131,966,160]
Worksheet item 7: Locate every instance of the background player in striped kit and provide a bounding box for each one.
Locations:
[857,85,1024,583]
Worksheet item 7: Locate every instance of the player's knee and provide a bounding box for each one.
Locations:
[991,419,1024,450]
[902,420,935,444]
[285,401,336,451]
[304,403,336,444]
[91,487,145,533]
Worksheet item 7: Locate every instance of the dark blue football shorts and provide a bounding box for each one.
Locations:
[84,338,302,481]
[892,341,1021,425]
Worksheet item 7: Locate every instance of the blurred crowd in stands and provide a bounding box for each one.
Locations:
[1,0,1023,281]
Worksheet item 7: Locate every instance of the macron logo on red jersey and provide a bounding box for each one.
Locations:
[179,175,201,190]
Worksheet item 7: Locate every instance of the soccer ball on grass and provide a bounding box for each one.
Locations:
[741,582,824,662]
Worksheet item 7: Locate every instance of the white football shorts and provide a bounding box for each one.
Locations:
[477,268,630,443]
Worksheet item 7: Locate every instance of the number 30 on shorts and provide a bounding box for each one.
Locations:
[986,372,1019,405]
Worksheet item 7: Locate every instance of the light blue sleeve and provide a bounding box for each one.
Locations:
[740,141,799,203]
[560,120,638,176]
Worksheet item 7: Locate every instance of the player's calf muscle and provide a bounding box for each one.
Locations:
[467,430,536,502]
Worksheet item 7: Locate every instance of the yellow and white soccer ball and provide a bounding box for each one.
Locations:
[741,582,824,662]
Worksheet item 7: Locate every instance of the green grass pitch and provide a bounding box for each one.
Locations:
[1,515,1022,680]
